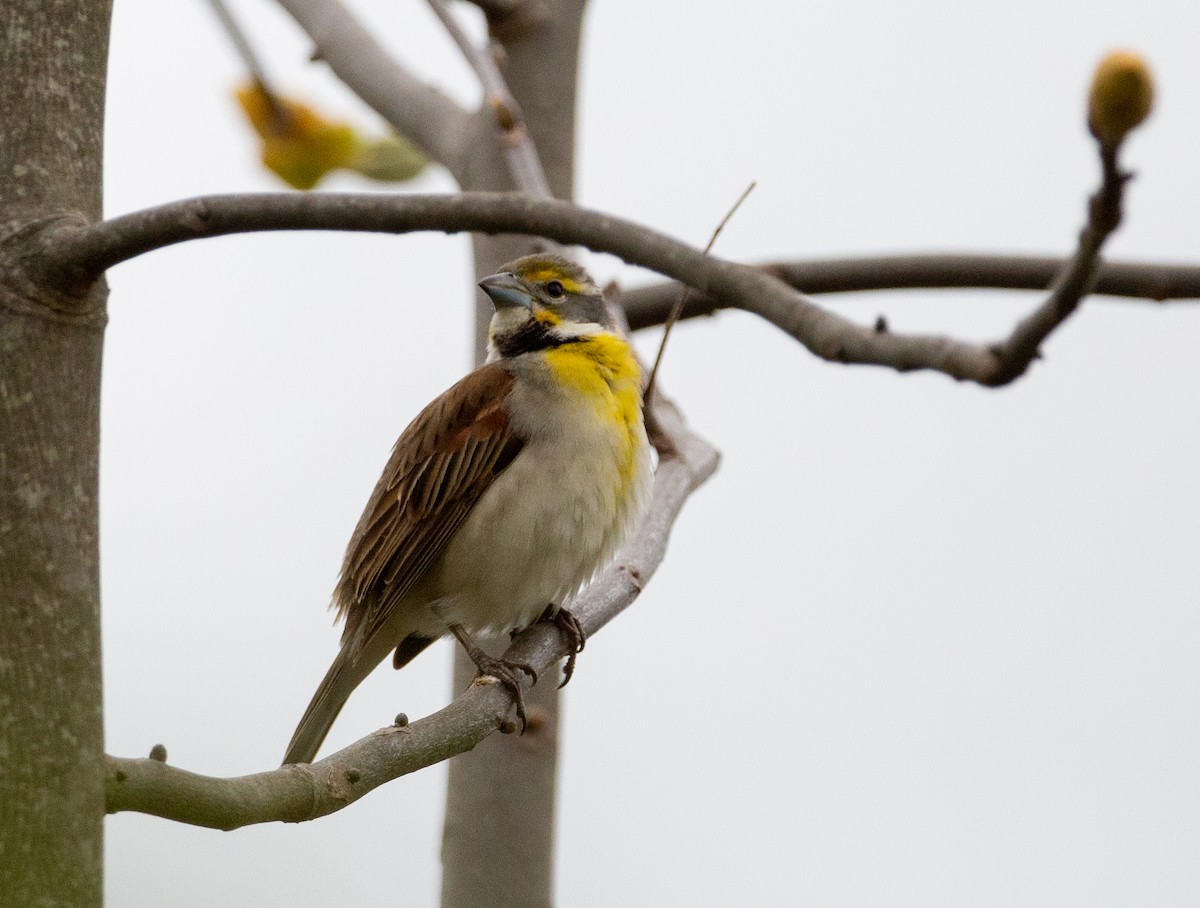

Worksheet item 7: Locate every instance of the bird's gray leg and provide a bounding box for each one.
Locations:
[449,623,538,733]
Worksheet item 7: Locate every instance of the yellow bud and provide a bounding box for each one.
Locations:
[234,84,427,190]
[235,83,357,190]
[1088,50,1154,144]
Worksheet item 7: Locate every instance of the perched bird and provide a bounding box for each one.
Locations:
[282,254,652,765]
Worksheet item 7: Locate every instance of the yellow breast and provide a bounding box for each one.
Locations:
[434,330,651,634]
[541,333,645,490]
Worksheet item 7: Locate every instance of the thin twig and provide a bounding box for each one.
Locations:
[644,181,755,406]
[206,0,275,91]
[988,142,1128,382]
[205,0,291,130]
[426,0,552,197]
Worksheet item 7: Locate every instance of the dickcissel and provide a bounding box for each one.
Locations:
[283,254,652,765]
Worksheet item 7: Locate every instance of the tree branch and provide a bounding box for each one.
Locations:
[989,144,1125,382]
[105,397,719,829]
[39,159,1131,387]
[272,0,473,173]
[426,0,552,197]
[615,255,1200,330]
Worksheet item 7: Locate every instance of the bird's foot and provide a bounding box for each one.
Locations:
[450,623,538,733]
[473,652,538,732]
[537,604,587,689]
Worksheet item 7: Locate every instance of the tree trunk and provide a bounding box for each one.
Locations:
[441,3,585,905]
[0,2,112,904]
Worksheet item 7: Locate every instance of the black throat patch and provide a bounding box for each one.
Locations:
[494,319,574,358]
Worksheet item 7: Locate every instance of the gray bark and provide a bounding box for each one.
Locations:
[0,1,112,904]
[443,2,585,905]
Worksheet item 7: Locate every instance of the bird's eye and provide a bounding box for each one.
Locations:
[545,280,565,299]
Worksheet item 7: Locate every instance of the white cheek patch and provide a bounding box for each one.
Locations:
[490,308,529,335]
[547,321,603,341]
[487,308,530,355]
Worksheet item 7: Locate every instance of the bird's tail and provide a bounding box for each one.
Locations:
[282,646,370,766]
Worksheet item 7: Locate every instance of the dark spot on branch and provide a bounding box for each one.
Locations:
[874,315,889,334]
[524,706,548,734]
[394,713,409,727]
[620,564,644,591]
[499,718,518,735]
[345,768,361,784]
[149,744,167,762]
[488,94,518,131]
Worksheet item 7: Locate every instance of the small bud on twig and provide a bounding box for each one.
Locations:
[149,744,167,762]
[1088,50,1154,145]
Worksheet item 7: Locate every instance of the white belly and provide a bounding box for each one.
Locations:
[420,377,650,636]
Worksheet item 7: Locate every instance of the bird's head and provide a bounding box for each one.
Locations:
[480,254,615,359]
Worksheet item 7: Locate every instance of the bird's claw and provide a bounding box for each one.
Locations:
[474,654,538,733]
[537,605,587,689]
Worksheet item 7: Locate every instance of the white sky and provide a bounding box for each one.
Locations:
[102,0,1200,905]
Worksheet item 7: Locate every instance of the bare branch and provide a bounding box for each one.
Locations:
[105,398,719,829]
[426,0,552,197]
[39,139,1134,387]
[616,255,1200,330]
[272,0,472,173]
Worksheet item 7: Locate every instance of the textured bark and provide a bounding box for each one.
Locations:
[443,3,585,906]
[0,1,112,905]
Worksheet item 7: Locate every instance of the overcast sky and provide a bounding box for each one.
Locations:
[102,1,1200,904]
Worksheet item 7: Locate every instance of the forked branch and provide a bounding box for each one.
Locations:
[989,142,1128,383]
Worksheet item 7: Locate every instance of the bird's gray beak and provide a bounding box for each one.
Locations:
[479,272,535,311]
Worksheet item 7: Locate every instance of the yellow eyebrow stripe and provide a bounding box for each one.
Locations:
[521,269,586,294]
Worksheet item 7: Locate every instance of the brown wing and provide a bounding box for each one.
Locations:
[333,362,525,654]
